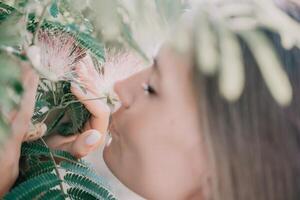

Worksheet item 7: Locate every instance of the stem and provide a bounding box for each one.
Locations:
[54,155,86,167]
[39,96,107,124]
[51,83,57,105]
[31,2,51,45]
[40,138,66,194]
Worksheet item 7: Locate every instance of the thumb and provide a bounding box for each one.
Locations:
[70,129,105,158]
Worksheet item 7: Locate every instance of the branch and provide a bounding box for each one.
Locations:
[40,138,66,194]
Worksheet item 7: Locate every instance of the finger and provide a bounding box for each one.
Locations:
[23,122,47,142]
[88,116,109,136]
[74,58,103,97]
[45,130,104,159]
[70,129,104,158]
[71,83,110,118]
[44,134,78,150]
[10,64,39,142]
[71,82,94,100]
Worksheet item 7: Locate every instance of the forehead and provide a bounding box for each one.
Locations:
[156,45,193,78]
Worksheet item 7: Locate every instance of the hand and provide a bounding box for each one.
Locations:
[0,63,39,196]
[0,61,107,197]
[44,55,110,168]
[44,128,104,158]
[71,55,111,137]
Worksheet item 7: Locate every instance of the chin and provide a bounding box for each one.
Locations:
[103,142,112,169]
[102,138,120,178]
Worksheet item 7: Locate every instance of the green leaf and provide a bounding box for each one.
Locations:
[0,2,17,22]
[38,189,65,200]
[76,32,105,63]
[0,3,22,46]
[21,142,51,157]
[67,187,97,200]
[22,141,78,161]
[60,161,108,186]
[64,173,116,200]
[52,149,78,162]
[4,173,61,200]
[24,160,55,179]
[49,0,59,18]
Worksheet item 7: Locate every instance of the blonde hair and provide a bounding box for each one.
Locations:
[193,4,300,200]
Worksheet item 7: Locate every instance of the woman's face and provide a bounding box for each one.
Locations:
[103,46,208,199]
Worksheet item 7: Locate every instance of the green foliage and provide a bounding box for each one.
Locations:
[5,140,117,200]
[33,81,91,137]
[0,2,17,21]
[39,189,66,200]
[0,2,22,46]
[4,172,62,200]
[0,0,165,199]
[0,2,23,143]
[65,174,116,200]
[67,187,98,200]
[40,20,105,63]
[49,0,59,18]
[0,52,22,140]
[0,1,299,199]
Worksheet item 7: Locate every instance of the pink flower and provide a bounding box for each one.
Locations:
[27,30,87,82]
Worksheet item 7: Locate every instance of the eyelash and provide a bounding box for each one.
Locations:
[142,82,156,95]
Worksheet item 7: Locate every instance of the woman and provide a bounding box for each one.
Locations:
[103,43,300,200]
[74,2,300,199]
[1,1,300,200]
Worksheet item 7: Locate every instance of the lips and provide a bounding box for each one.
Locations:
[110,100,122,113]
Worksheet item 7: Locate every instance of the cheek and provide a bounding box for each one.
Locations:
[115,98,174,156]
[117,106,159,150]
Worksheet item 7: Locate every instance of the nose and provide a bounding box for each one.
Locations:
[113,79,132,109]
[113,69,149,109]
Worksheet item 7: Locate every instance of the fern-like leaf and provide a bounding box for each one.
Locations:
[49,0,59,18]
[0,2,17,22]
[76,31,105,63]
[60,161,108,186]
[38,189,65,200]
[22,141,78,162]
[67,187,97,200]
[24,160,55,179]
[52,149,78,162]
[4,173,61,200]
[64,173,116,200]
[21,142,50,157]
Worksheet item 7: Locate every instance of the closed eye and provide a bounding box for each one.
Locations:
[142,83,157,95]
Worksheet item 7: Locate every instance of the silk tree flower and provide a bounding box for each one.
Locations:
[26,29,146,113]
[75,50,146,112]
[100,51,145,97]
[26,30,87,82]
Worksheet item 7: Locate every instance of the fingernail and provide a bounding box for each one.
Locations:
[85,131,102,145]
